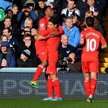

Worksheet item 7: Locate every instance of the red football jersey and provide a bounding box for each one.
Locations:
[81,27,106,61]
[35,16,49,57]
[38,16,49,31]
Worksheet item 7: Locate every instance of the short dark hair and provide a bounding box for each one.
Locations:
[23,34,31,39]
[49,17,59,26]
[44,6,52,13]
[6,9,13,14]
[3,27,12,33]
[86,16,94,27]
[69,0,77,4]
[38,0,45,2]
[4,16,11,21]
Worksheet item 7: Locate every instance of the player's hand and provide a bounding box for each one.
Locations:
[93,11,98,16]
[50,30,58,37]
[101,44,107,49]
[37,36,45,40]
[1,59,7,67]
[31,28,37,36]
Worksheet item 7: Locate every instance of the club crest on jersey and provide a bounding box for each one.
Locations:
[40,23,45,30]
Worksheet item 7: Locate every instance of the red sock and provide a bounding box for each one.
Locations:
[84,80,91,98]
[32,65,44,81]
[91,78,97,96]
[53,80,61,98]
[47,79,53,97]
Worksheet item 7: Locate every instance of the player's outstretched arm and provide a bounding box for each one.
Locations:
[101,44,107,49]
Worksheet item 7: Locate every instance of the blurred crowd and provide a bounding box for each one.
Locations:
[0,0,107,71]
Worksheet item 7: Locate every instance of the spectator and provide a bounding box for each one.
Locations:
[0,0,12,11]
[87,0,99,17]
[72,14,82,29]
[36,0,46,20]
[0,17,11,37]
[62,16,80,49]
[61,0,80,19]
[21,27,31,36]
[24,17,33,29]
[17,5,38,29]
[6,9,13,18]
[0,35,8,42]
[79,0,103,23]
[0,41,16,67]
[81,11,105,35]
[58,34,81,72]
[2,28,19,57]
[76,0,87,22]
[17,49,34,67]
[23,17,37,41]
[18,34,39,67]
[77,0,87,8]
[24,0,36,11]
[12,4,19,25]
[95,0,107,22]
[0,16,21,40]
[12,4,19,15]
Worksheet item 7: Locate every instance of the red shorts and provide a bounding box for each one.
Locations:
[35,40,48,61]
[46,51,58,75]
[82,61,99,73]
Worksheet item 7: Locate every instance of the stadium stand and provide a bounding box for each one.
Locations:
[100,7,108,73]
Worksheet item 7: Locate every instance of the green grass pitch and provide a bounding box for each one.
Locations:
[0,99,108,108]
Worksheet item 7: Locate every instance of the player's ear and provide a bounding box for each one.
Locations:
[55,24,57,27]
[23,38,25,42]
[74,4,76,8]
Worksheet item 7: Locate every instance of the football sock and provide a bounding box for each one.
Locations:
[84,80,91,98]
[91,78,97,96]
[47,79,53,97]
[32,65,44,81]
[53,79,61,98]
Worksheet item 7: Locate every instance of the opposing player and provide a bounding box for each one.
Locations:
[29,6,54,88]
[80,17,107,103]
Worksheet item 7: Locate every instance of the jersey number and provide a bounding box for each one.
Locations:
[86,39,96,51]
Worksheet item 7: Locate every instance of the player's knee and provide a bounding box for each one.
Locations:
[50,75,57,80]
[84,75,90,81]
[41,60,47,67]
[83,73,90,81]
[84,77,90,81]
[91,72,97,79]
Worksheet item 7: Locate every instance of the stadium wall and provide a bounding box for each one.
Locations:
[0,68,108,99]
